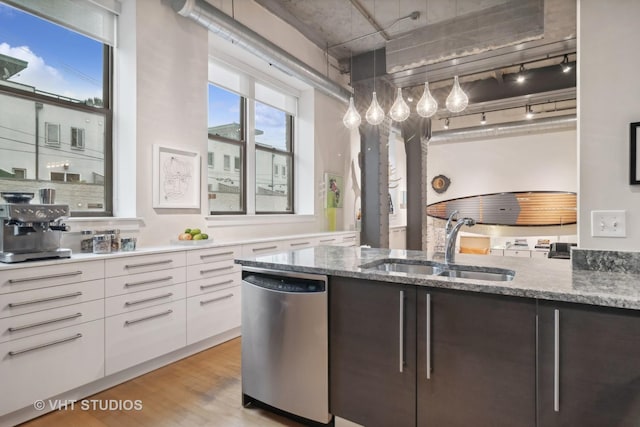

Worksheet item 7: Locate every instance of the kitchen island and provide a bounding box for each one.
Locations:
[236,246,640,427]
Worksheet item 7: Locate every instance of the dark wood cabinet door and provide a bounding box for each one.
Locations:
[329,277,416,427]
[416,289,536,427]
[538,302,640,427]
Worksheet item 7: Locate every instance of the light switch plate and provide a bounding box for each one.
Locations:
[591,210,626,237]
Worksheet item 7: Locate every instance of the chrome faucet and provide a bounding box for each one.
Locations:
[444,210,476,264]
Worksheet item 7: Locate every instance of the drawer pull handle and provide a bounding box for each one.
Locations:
[200,279,234,290]
[124,259,173,269]
[8,291,83,308]
[554,309,560,412]
[200,266,234,275]
[252,246,277,252]
[290,242,310,246]
[8,271,82,284]
[426,293,432,380]
[8,312,83,333]
[125,292,173,307]
[319,239,335,243]
[9,333,83,357]
[200,251,234,259]
[125,309,173,326]
[399,290,405,373]
[125,276,173,288]
[200,293,234,305]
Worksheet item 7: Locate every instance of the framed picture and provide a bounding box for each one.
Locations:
[631,122,640,185]
[152,144,201,208]
[325,172,344,208]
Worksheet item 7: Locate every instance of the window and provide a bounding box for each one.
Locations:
[208,152,214,167]
[0,1,115,216]
[71,127,85,149]
[46,123,61,146]
[207,72,296,215]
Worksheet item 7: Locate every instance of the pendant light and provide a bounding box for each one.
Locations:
[343,96,361,129]
[416,82,438,117]
[389,88,410,121]
[365,0,385,125]
[445,76,468,113]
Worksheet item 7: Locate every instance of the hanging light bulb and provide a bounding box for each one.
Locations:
[480,112,487,125]
[389,88,410,122]
[416,82,438,118]
[561,55,572,73]
[445,76,468,113]
[366,92,385,125]
[525,105,534,119]
[516,64,526,83]
[443,118,450,129]
[343,96,361,129]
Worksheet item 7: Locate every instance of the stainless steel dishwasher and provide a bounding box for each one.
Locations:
[241,266,331,425]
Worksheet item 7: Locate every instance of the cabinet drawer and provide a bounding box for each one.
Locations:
[105,267,186,297]
[0,279,104,319]
[531,250,549,259]
[105,300,186,375]
[0,260,104,294]
[505,249,531,258]
[187,271,241,298]
[186,245,240,266]
[0,319,104,416]
[490,249,504,256]
[317,236,339,246]
[241,241,285,257]
[285,238,318,250]
[186,285,241,345]
[105,251,185,277]
[0,299,104,343]
[105,283,186,317]
[338,234,358,247]
[186,260,239,282]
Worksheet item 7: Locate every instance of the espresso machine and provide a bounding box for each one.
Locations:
[0,192,71,263]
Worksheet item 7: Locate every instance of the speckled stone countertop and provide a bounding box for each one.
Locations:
[235,246,640,311]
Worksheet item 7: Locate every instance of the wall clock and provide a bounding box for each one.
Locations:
[431,174,451,194]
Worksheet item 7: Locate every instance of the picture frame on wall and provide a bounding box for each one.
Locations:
[325,172,344,209]
[631,122,640,185]
[152,144,201,208]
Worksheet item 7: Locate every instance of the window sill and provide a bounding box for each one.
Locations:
[205,214,316,227]
[65,217,144,232]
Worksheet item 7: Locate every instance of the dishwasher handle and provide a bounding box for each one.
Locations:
[242,272,326,293]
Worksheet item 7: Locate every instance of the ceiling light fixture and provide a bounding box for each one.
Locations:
[365,2,385,125]
[443,118,450,129]
[342,5,361,130]
[416,81,438,118]
[516,64,526,83]
[480,112,487,125]
[561,55,572,73]
[445,76,469,113]
[389,88,410,121]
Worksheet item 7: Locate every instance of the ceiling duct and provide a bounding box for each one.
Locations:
[429,114,576,144]
[170,0,351,104]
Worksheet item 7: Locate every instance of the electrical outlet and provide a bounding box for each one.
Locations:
[591,210,626,237]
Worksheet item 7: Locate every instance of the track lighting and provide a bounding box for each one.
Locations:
[525,105,534,119]
[443,118,450,129]
[516,64,526,83]
[480,112,487,125]
[561,55,572,73]
[445,76,468,113]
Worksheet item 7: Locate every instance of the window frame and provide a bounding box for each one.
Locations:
[45,122,61,146]
[70,126,85,150]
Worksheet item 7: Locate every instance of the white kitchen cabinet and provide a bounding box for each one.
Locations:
[186,285,241,346]
[284,237,319,250]
[185,245,240,266]
[186,271,241,298]
[504,249,531,258]
[530,250,549,259]
[490,249,505,256]
[389,227,407,249]
[186,259,239,282]
[0,319,105,416]
[105,299,186,375]
[336,233,359,247]
[105,266,186,298]
[317,236,340,246]
[105,251,186,277]
[105,283,186,317]
[241,241,286,257]
[0,260,104,294]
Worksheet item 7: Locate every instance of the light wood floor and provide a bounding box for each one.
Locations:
[21,338,303,427]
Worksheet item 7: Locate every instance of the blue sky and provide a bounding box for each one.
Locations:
[0,3,103,101]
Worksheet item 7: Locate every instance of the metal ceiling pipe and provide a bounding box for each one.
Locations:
[170,0,351,104]
[429,114,576,144]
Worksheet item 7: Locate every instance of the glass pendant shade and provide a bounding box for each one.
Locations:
[365,91,385,125]
[342,96,361,129]
[416,82,438,118]
[445,76,469,113]
[389,88,410,122]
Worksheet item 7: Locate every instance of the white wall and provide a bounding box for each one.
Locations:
[117,0,353,246]
[578,0,640,250]
[426,129,577,203]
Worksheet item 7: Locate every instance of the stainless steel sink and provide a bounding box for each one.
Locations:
[360,259,515,282]
[361,259,445,275]
[438,266,515,282]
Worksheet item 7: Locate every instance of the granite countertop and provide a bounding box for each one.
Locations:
[235,246,640,311]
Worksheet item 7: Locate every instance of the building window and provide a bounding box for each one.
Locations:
[208,152,214,166]
[71,127,85,149]
[46,123,61,146]
[223,155,231,171]
[0,2,114,216]
[234,156,241,171]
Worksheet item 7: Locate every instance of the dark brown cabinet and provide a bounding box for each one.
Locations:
[416,289,537,427]
[329,277,416,427]
[538,302,640,427]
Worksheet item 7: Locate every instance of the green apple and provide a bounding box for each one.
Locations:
[189,228,201,236]
[193,233,205,240]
